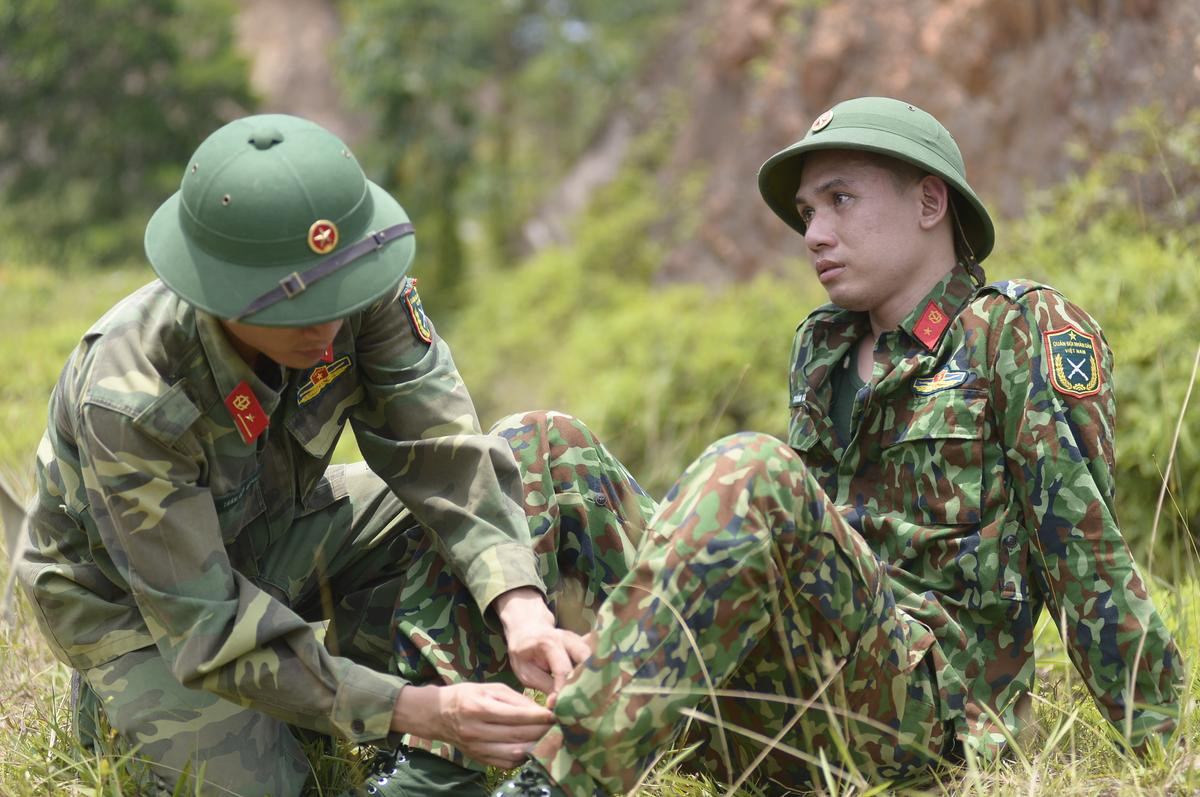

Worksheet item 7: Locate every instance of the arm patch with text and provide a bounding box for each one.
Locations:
[402,279,434,344]
[1043,324,1102,398]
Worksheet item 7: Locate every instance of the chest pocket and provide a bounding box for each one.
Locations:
[879,390,987,526]
[211,467,265,545]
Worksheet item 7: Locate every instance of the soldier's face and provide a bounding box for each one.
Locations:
[220,318,344,369]
[794,150,934,323]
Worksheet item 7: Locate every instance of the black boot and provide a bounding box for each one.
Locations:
[492,761,569,797]
[341,745,490,796]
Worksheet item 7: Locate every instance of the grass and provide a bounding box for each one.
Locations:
[0,261,1196,795]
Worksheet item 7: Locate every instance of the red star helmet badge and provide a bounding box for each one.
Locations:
[811,110,834,132]
[308,220,339,254]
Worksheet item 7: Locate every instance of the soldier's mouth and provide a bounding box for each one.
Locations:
[815,259,845,283]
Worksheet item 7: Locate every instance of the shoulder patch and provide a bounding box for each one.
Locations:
[1043,325,1101,398]
[401,279,433,344]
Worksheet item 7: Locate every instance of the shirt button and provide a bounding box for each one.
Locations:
[593,493,608,506]
[351,719,365,734]
[1003,534,1018,549]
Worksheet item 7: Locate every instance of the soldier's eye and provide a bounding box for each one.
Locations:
[833,192,851,205]
[799,206,815,223]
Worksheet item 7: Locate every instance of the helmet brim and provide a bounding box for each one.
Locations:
[144,180,415,327]
[758,127,995,263]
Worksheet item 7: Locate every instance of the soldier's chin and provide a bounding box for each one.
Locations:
[274,350,325,369]
[825,291,866,312]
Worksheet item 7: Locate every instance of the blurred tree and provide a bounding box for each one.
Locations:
[337,0,680,311]
[0,0,254,264]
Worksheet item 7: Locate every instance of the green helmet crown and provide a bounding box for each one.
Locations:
[145,114,415,326]
[757,96,995,262]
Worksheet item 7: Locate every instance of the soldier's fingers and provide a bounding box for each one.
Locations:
[558,629,592,666]
[469,720,549,744]
[480,688,553,724]
[465,741,535,769]
[540,639,574,696]
[512,660,555,694]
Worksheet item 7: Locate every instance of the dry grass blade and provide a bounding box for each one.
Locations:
[0,468,31,622]
[719,659,845,797]
[619,582,735,794]
[676,707,857,782]
[1146,339,1200,574]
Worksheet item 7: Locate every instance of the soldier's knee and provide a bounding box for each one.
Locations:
[490,409,603,449]
[490,408,562,437]
[677,431,814,542]
[703,431,798,467]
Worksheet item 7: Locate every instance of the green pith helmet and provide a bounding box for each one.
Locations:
[145,114,416,326]
[757,96,995,262]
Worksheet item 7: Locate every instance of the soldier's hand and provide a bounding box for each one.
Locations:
[391,682,553,768]
[493,587,592,696]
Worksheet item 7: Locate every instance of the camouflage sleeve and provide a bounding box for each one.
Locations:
[77,403,404,743]
[349,281,544,615]
[990,289,1181,747]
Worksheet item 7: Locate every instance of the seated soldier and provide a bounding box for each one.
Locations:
[17,114,654,797]
[496,97,1182,796]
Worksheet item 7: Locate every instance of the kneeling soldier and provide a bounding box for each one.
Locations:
[18,115,651,796]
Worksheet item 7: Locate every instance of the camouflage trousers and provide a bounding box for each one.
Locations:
[530,431,949,796]
[72,410,653,796]
[391,410,656,765]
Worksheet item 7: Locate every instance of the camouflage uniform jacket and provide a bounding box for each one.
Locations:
[787,265,1180,754]
[18,279,543,743]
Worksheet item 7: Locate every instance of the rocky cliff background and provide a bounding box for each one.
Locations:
[234,0,1199,283]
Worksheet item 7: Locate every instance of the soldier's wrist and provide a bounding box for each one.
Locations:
[493,586,553,635]
[391,683,440,736]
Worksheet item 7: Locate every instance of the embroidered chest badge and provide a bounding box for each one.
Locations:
[1044,325,1101,397]
[298,355,352,405]
[913,369,969,395]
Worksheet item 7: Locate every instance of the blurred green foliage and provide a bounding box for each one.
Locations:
[337,0,682,310]
[0,0,253,264]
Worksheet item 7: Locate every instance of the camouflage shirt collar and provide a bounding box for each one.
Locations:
[895,265,977,352]
[195,311,284,417]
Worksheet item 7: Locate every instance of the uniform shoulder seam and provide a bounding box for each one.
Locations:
[979,278,1059,304]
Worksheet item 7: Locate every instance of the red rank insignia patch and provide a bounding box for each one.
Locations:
[913,302,949,349]
[223,381,269,445]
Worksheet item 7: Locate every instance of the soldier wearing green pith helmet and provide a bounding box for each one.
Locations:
[16,114,653,796]
[496,97,1182,796]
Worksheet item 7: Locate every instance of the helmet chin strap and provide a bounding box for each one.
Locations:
[949,200,986,286]
[229,222,415,323]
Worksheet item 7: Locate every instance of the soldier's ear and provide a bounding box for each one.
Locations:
[917,176,950,230]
